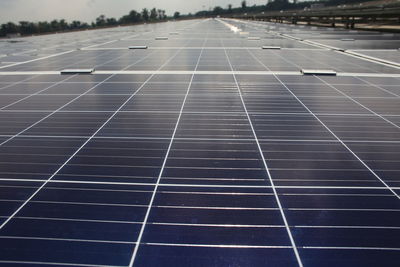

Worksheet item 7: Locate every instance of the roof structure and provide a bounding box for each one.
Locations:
[0,18,399,266]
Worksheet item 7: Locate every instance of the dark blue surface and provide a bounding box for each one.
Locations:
[0,18,399,267]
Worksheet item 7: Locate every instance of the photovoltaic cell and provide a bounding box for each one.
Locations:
[0,18,399,267]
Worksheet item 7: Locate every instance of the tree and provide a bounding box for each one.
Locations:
[142,8,149,21]
[0,5,177,37]
[1,22,19,36]
[71,20,88,29]
[157,9,163,20]
[96,15,106,26]
[59,19,68,30]
[150,8,158,21]
[173,12,180,19]
[106,18,117,25]
[38,21,51,33]
[241,1,247,10]
[71,21,80,28]
[228,4,233,13]
[213,6,224,15]
[265,0,291,11]
[19,21,35,35]
[130,10,142,22]
[50,20,60,31]
[119,10,142,24]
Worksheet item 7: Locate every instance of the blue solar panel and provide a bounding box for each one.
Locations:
[0,18,399,267]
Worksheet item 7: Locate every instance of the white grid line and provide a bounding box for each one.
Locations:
[315,76,400,129]
[245,48,400,200]
[0,48,163,148]
[128,23,208,267]
[218,18,304,267]
[0,40,194,232]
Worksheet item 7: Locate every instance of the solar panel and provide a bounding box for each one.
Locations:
[0,18,399,267]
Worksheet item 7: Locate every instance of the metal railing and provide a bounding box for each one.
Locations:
[228,0,400,29]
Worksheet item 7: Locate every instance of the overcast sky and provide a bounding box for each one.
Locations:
[0,0,269,23]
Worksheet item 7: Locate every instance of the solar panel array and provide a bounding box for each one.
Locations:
[0,18,399,266]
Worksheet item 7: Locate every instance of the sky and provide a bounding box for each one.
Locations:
[0,0,269,24]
